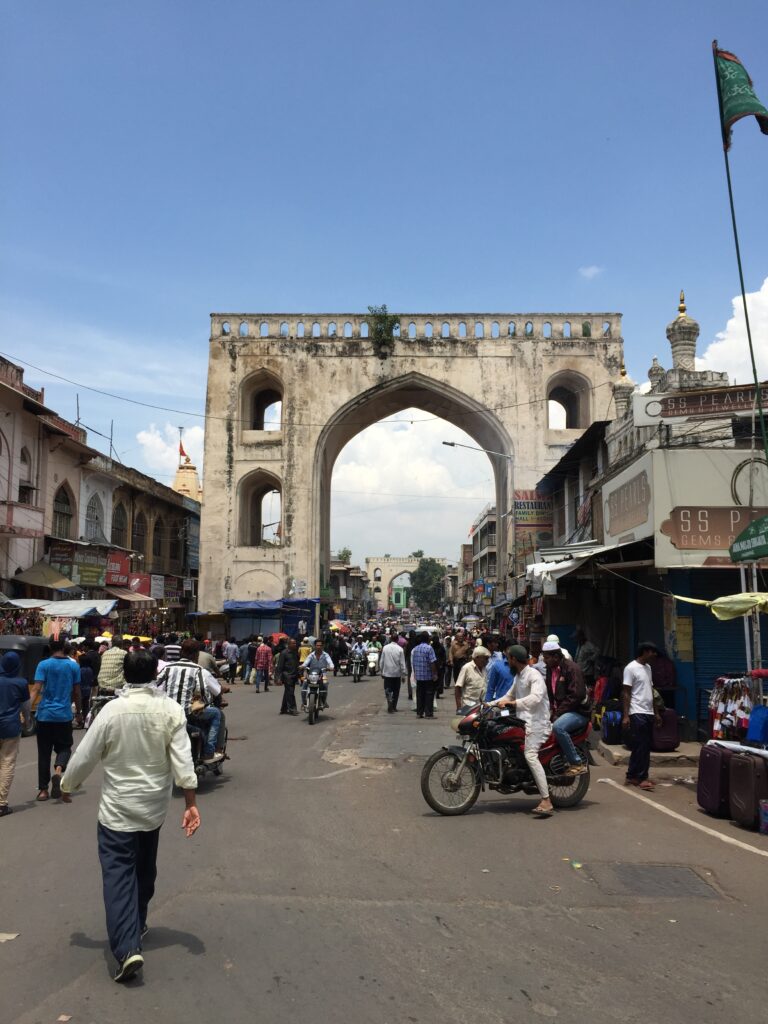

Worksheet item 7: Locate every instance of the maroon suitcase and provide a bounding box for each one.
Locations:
[696,744,732,817]
[651,708,680,752]
[729,751,768,829]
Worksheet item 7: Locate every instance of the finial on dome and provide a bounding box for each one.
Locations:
[678,290,686,317]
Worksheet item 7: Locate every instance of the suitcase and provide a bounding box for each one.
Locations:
[651,708,680,752]
[744,705,768,748]
[729,751,768,829]
[602,710,623,745]
[696,744,732,817]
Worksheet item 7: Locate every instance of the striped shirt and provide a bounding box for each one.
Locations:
[156,660,207,714]
[411,642,437,681]
[164,643,182,663]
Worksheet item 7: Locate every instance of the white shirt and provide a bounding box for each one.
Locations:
[61,684,197,831]
[498,665,552,737]
[455,661,488,704]
[623,659,654,715]
[379,642,406,678]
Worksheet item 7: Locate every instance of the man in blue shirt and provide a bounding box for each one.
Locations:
[486,647,515,702]
[411,632,438,719]
[31,640,81,801]
[301,639,334,710]
[0,651,31,816]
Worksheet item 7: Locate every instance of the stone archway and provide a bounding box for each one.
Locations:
[199,310,624,609]
[364,555,448,611]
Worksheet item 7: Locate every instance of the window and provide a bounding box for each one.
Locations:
[441,322,450,338]
[152,517,164,559]
[343,321,352,338]
[52,485,74,539]
[374,567,382,581]
[240,471,282,546]
[408,322,417,339]
[458,321,467,338]
[297,321,305,338]
[525,321,534,337]
[85,493,104,541]
[243,370,283,431]
[312,322,321,338]
[260,321,269,337]
[280,321,289,337]
[360,321,369,338]
[475,322,484,338]
[221,321,231,335]
[132,511,147,556]
[424,321,433,338]
[112,503,127,547]
[563,321,571,338]
[491,321,500,339]
[543,321,552,338]
[392,322,401,337]
[602,320,611,337]
[547,371,591,429]
[508,321,516,337]
[239,321,249,337]
[328,322,337,337]
[169,521,181,563]
[582,321,592,338]
[18,447,33,504]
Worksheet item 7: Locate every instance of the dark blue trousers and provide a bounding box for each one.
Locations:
[626,713,654,782]
[97,822,160,960]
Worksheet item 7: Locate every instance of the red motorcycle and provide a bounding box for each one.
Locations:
[421,703,591,815]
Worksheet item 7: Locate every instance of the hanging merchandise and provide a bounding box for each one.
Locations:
[708,675,763,740]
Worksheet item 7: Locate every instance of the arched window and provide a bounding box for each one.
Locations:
[297,321,305,338]
[240,471,282,547]
[280,321,289,337]
[85,493,104,541]
[392,322,401,337]
[525,321,534,337]
[259,321,269,338]
[328,322,337,337]
[132,511,147,555]
[312,322,321,338]
[602,320,611,337]
[543,321,552,338]
[152,517,164,559]
[458,321,467,338]
[18,447,33,504]
[52,485,74,539]
[112,503,128,547]
[221,321,231,336]
[546,371,591,429]
[441,322,450,338]
[508,321,516,337]
[343,321,353,338]
[360,321,369,338]
[475,322,484,338]
[374,567,382,581]
[243,370,283,432]
[239,321,249,337]
[424,321,433,338]
[491,321,500,339]
[408,322,417,339]
[374,586,382,594]
[563,321,572,338]
[582,321,592,338]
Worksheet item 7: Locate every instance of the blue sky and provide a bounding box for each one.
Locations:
[2,1,767,563]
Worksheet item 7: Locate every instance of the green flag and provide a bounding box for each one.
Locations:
[714,45,768,150]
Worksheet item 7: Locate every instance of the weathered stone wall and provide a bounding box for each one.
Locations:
[199,312,624,611]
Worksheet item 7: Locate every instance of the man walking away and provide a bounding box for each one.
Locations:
[251,637,273,692]
[276,639,300,715]
[62,650,200,982]
[0,652,31,816]
[223,636,240,683]
[379,634,406,712]
[411,631,438,719]
[31,640,81,801]
[98,638,127,695]
[163,634,182,663]
[622,642,659,791]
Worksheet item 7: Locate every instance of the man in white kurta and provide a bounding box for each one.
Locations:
[494,643,553,818]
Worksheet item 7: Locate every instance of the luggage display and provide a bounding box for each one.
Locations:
[602,710,623,745]
[651,708,680,752]
[744,705,768,748]
[729,751,768,830]
[696,744,732,817]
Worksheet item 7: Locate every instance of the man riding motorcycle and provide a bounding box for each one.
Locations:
[300,639,335,711]
[155,640,224,764]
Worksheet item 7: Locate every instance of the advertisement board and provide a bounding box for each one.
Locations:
[129,573,151,596]
[71,548,107,588]
[601,452,654,548]
[106,551,131,586]
[150,575,165,600]
[513,490,552,571]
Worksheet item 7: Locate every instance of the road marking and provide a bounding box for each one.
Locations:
[294,765,361,780]
[603,778,768,860]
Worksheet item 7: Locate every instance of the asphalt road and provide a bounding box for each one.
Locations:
[2,676,767,1024]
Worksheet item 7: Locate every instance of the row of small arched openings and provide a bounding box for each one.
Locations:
[222,320,612,341]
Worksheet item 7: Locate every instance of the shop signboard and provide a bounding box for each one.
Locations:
[513,490,552,573]
[655,450,768,567]
[634,383,768,426]
[49,541,74,579]
[186,515,200,571]
[150,575,165,600]
[129,573,151,596]
[729,514,768,563]
[601,452,654,548]
[106,551,131,586]
[183,577,193,592]
[164,576,183,603]
[71,547,107,588]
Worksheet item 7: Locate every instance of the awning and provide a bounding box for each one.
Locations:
[224,600,282,613]
[14,561,80,591]
[5,598,50,609]
[38,599,117,618]
[105,587,157,608]
[526,556,594,585]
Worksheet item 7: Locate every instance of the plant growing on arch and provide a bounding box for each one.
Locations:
[368,304,400,360]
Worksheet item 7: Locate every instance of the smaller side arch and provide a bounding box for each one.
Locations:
[241,368,284,432]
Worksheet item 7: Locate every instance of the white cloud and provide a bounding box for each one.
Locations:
[135,423,205,478]
[697,277,768,383]
[331,410,496,567]
[578,265,603,280]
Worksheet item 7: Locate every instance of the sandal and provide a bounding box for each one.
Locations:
[638,781,655,791]
[531,804,554,818]
[36,790,49,801]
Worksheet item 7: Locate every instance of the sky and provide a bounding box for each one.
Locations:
[2,1,768,566]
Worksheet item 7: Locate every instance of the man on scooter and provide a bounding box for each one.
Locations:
[493,643,554,819]
[300,639,334,711]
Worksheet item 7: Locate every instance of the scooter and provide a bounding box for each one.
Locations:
[366,649,380,676]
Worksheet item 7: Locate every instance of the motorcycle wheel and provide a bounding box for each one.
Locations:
[421,749,481,816]
[548,747,590,808]
[307,693,317,724]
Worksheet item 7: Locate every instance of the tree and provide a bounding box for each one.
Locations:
[368,304,400,360]
[409,557,445,609]
[410,549,424,558]
[336,546,352,565]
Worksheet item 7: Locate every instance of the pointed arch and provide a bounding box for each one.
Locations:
[52,482,76,539]
[85,492,105,541]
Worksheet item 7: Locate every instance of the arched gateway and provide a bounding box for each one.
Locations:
[199,312,624,612]
[364,555,448,612]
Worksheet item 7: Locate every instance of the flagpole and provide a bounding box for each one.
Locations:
[712,40,768,465]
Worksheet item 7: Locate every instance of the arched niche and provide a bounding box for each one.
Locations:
[240,369,283,433]
[546,369,592,429]
[238,468,283,547]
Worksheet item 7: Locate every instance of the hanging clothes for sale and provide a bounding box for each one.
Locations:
[708,675,762,740]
